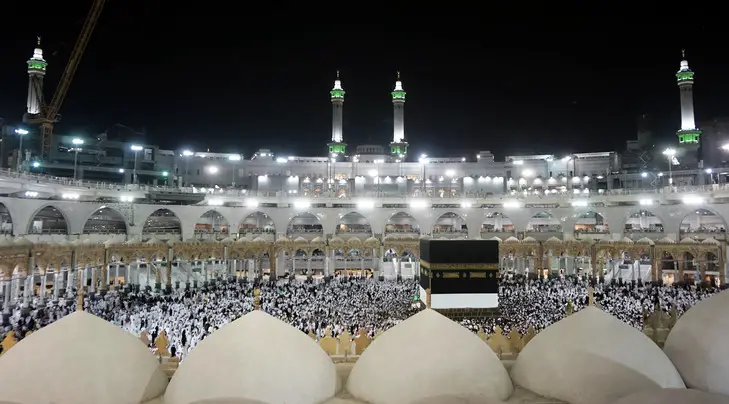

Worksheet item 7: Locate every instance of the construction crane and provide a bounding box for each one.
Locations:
[24,0,105,159]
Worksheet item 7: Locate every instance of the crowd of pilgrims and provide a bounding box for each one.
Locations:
[0,274,723,358]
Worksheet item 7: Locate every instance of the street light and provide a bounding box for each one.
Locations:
[14,129,28,172]
[181,149,193,187]
[206,165,218,187]
[72,138,84,180]
[131,144,143,184]
[662,148,676,185]
[228,154,241,187]
[419,154,429,193]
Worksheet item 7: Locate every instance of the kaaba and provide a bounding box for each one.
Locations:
[419,239,500,319]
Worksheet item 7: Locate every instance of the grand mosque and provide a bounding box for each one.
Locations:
[0,43,724,287]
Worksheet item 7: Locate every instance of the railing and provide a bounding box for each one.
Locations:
[3,167,729,200]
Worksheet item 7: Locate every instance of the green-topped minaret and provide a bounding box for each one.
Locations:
[328,70,346,156]
[25,36,47,117]
[676,49,701,147]
[390,71,408,159]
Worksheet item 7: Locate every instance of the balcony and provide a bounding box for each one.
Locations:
[623,228,666,241]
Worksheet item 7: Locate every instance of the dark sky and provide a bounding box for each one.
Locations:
[0,4,724,159]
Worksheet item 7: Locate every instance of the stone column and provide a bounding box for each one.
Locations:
[38,272,47,306]
[89,266,97,294]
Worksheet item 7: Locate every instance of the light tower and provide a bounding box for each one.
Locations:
[675,50,701,151]
[25,36,47,118]
[328,71,346,157]
[390,71,408,159]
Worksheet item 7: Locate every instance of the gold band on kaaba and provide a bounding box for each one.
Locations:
[420,260,499,270]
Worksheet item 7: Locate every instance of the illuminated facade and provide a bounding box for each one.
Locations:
[7,49,716,199]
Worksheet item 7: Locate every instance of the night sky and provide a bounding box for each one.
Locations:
[0,5,724,160]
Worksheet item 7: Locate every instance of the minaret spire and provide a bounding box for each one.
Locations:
[390,71,408,159]
[328,70,346,157]
[675,49,701,160]
[25,36,47,117]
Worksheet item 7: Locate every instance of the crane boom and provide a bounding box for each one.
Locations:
[29,0,105,159]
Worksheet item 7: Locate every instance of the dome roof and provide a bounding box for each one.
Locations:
[510,307,684,404]
[0,311,168,404]
[165,311,336,404]
[407,395,505,404]
[664,290,729,396]
[610,388,728,404]
[181,400,271,404]
[347,309,512,404]
[636,237,654,245]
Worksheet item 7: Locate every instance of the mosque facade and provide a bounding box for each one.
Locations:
[0,47,726,283]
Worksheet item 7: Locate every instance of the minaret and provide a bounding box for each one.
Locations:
[676,50,701,147]
[328,71,346,157]
[390,71,408,159]
[25,36,47,117]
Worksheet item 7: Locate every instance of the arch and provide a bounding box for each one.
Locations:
[625,209,664,235]
[526,211,562,232]
[27,204,68,235]
[336,212,372,236]
[195,210,229,234]
[432,212,468,238]
[482,211,514,235]
[0,203,13,235]
[239,211,275,237]
[573,211,608,234]
[679,208,727,240]
[142,208,182,235]
[82,206,127,234]
[384,212,420,235]
[286,213,323,237]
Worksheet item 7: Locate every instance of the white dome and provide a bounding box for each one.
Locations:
[510,307,684,404]
[611,388,729,404]
[165,311,336,404]
[181,400,271,404]
[408,396,505,404]
[664,290,729,396]
[0,311,168,404]
[347,309,512,404]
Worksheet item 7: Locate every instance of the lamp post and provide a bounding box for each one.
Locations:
[72,138,84,180]
[419,154,429,194]
[228,154,241,187]
[181,150,193,188]
[14,129,28,172]
[663,148,676,186]
[131,145,143,184]
[373,159,384,197]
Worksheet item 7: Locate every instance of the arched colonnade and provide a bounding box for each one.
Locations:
[1,197,727,245]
